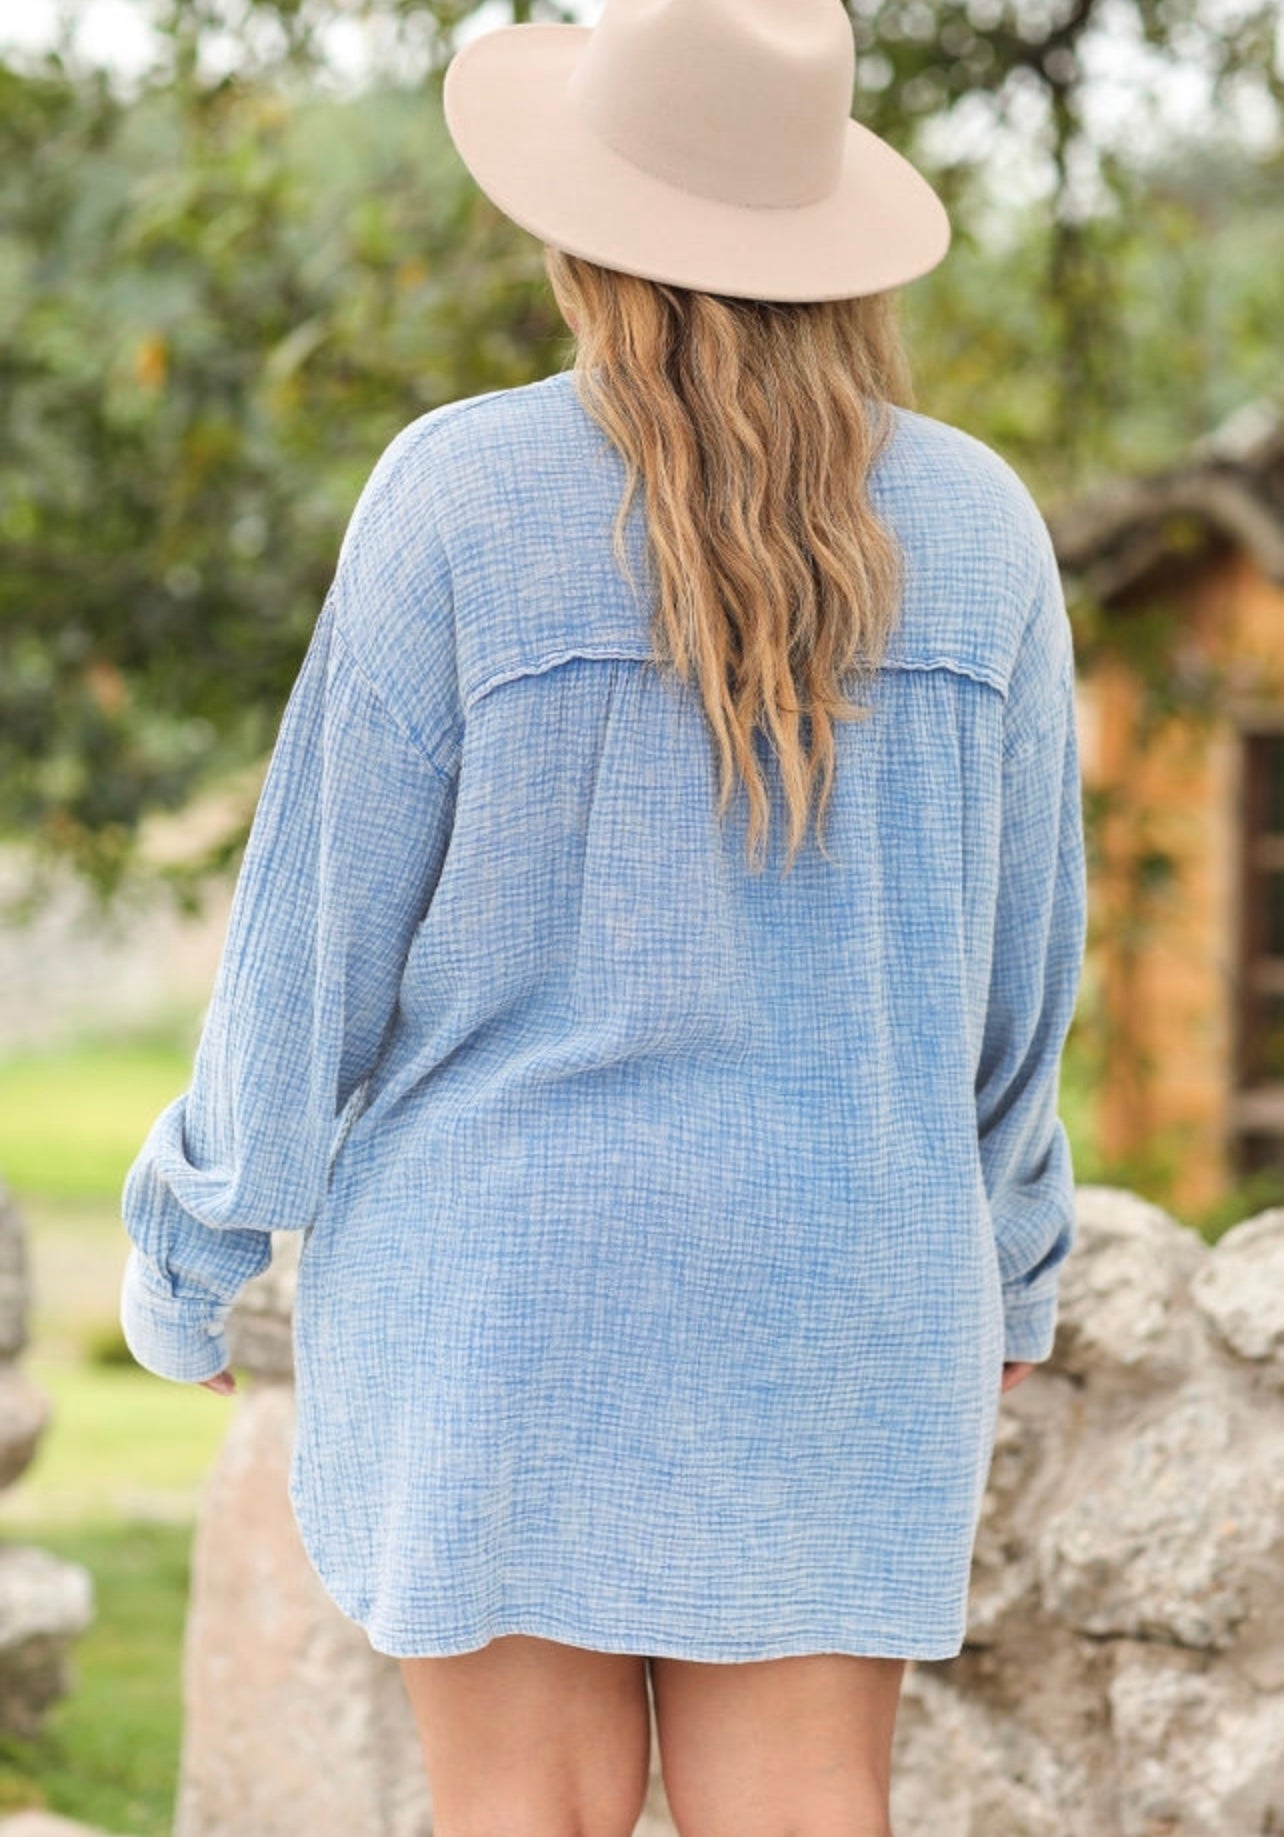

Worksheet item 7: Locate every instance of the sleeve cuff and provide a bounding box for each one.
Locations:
[1001,1283,1059,1364]
[119,1246,234,1384]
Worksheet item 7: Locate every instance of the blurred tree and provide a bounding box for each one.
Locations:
[0,23,571,917]
[0,0,1279,914]
[904,138,1283,494]
[846,0,1283,474]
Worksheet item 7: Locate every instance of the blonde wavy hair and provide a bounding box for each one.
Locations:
[543,244,915,876]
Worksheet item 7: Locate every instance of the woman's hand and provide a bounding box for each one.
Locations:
[198,1369,238,1395]
[1000,1360,1036,1393]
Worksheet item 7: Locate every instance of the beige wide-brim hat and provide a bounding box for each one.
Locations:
[442,0,951,305]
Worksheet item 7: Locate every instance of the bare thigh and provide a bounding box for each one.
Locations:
[398,1635,652,1837]
[648,1651,908,1837]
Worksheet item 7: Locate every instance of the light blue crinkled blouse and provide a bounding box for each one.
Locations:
[119,366,1087,1663]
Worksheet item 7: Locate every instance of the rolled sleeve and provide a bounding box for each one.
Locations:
[120,426,460,1383]
[975,529,1088,1364]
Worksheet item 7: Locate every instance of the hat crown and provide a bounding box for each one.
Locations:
[565,0,856,211]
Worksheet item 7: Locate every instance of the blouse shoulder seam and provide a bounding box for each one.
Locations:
[879,654,1007,697]
[465,644,656,713]
[463,646,1009,712]
[328,606,457,786]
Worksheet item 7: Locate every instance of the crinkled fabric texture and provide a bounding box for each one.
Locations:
[119,369,1087,1662]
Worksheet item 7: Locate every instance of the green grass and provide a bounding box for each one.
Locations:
[4,1346,237,1525]
[0,1013,197,1202]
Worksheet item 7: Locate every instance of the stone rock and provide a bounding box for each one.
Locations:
[1190,1207,1284,1384]
[0,1545,96,1739]
[1036,1376,1283,1650]
[0,1181,31,1361]
[965,1366,1080,1642]
[1108,1639,1284,1836]
[1054,1185,1209,1386]
[175,1378,432,1837]
[0,1365,52,1493]
[0,1183,95,1749]
[224,1230,299,1381]
[891,1662,1085,1837]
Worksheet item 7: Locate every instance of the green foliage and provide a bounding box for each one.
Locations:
[903,150,1284,498]
[849,0,1283,458]
[0,0,1279,991]
[1,43,570,916]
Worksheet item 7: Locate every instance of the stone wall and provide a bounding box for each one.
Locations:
[174,1186,1284,1837]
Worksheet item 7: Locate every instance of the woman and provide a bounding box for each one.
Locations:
[119,2,1088,1833]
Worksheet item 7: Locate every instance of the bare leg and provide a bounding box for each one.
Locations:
[649,1650,907,1837]
[398,1634,652,1837]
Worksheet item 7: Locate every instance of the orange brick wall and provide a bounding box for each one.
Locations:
[1078,550,1284,1213]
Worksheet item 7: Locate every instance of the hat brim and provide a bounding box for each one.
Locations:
[442,22,950,304]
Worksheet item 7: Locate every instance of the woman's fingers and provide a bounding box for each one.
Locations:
[1000,1360,1036,1393]
[198,1369,238,1394]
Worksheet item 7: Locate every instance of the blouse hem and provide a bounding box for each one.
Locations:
[361,1614,966,1665]
[286,1483,966,1664]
